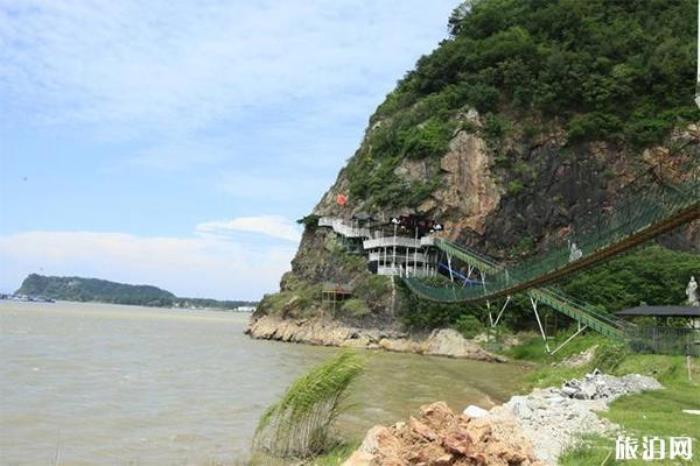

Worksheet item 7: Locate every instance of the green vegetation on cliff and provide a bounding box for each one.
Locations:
[345,0,699,208]
[260,0,699,334]
[16,273,256,309]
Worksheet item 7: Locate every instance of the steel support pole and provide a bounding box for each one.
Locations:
[492,295,511,328]
[551,325,588,355]
[530,295,551,353]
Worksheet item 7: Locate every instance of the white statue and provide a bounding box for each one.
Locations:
[686,276,699,307]
[568,241,583,263]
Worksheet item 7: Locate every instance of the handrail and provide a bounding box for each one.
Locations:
[401,177,699,340]
[406,178,699,304]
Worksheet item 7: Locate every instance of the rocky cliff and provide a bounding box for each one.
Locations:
[248,0,700,352]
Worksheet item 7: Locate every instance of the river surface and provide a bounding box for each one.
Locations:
[0,301,529,465]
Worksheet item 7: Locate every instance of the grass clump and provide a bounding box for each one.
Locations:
[307,442,360,466]
[508,335,700,465]
[589,340,630,373]
[252,352,364,460]
[560,354,700,465]
[340,299,370,318]
[452,314,484,339]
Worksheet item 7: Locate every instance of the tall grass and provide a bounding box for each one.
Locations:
[252,351,364,459]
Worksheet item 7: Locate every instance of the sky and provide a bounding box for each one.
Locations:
[0,0,459,300]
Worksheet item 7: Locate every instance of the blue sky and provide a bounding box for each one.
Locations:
[0,0,459,299]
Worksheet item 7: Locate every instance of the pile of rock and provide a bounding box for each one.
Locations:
[490,370,662,464]
[343,371,662,466]
[343,401,544,466]
[559,369,662,401]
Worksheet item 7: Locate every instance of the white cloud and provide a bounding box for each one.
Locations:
[215,171,325,204]
[0,229,296,300]
[0,0,457,137]
[196,215,302,242]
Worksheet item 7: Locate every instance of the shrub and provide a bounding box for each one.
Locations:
[482,114,509,142]
[506,179,525,195]
[562,246,700,312]
[590,341,630,373]
[355,275,390,302]
[401,117,455,159]
[466,83,500,113]
[452,314,484,339]
[340,298,370,318]
[253,352,364,459]
[296,214,320,230]
[566,112,622,142]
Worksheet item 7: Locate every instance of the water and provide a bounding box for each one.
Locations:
[0,301,529,465]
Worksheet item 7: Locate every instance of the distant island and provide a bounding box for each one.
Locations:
[8,274,257,311]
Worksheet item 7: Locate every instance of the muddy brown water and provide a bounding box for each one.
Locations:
[0,301,529,465]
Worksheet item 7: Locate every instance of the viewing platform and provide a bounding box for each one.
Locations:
[368,251,430,263]
[317,216,438,278]
[318,217,371,239]
[363,236,424,249]
[377,266,436,278]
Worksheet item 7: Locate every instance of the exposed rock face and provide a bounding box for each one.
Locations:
[343,401,544,466]
[246,315,505,362]
[429,131,501,238]
[249,104,699,348]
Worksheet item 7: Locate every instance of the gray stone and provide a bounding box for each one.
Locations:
[463,404,489,418]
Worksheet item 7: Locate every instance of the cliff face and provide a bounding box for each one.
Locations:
[251,118,699,332]
[250,0,700,339]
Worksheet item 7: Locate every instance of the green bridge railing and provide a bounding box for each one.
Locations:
[402,176,699,339]
[404,178,699,304]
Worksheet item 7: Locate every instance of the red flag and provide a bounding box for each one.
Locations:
[336,193,348,206]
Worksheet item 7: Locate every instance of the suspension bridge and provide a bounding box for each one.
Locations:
[403,177,699,344]
[319,176,699,347]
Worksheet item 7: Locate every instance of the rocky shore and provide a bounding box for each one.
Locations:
[343,371,662,466]
[245,315,505,362]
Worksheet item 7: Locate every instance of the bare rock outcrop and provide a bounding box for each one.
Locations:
[429,131,501,238]
[246,315,505,362]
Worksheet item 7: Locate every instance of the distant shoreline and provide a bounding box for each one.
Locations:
[10,274,258,311]
[0,294,256,312]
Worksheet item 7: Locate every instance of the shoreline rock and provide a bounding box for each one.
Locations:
[245,315,506,362]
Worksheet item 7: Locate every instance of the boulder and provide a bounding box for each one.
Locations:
[463,405,490,418]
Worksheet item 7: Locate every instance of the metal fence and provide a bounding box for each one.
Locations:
[626,326,700,356]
